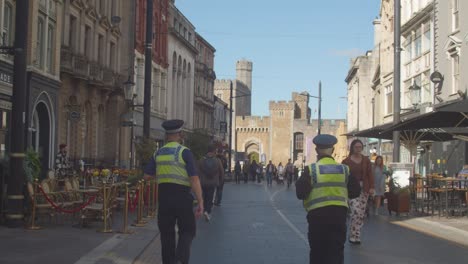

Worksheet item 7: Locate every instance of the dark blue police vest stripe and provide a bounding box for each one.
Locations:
[157,147,177,156]
[312,164,317,184]
[319,165,344,174]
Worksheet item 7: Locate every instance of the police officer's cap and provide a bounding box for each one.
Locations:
[313,134,337,149]
[162,119,184,134]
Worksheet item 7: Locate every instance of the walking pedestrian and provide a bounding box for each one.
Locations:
[277,162,284,184]
[265,160,275,186]
[242,160,249,183]
[372,155,387,215]
[214,151,227,206]
[250,160,258,182]
[143,119,203,264]
[296,134,360,264]
[285,159,294,188]
[234,160,242,184]
[342,139,374,245]
[55,143,71,178]
[197,144,224,222]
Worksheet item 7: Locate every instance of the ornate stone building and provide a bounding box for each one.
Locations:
[132,0,169,145]
[193,33,216,133]
[0,0,63,173]
[59,0,127,166]
[167,1,196,129]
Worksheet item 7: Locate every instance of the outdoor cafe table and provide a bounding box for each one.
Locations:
[433,178,468,218]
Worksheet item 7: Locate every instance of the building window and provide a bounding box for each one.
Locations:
[452,53,459,94]
[84,26,92,58]
[46,24,54,73]
[3,2,13,46]
[98,35,104,64]
[295,133,304,151]
[423,30,431,52]
[452,0,459,31]
[414,34,422,58]
[404,42,412,63]
[385,85,393,115]
[36,17,45,68]
[109,42,116,70]
[69,16,77,51]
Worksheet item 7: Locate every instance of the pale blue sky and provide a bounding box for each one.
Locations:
[177,0,381,119]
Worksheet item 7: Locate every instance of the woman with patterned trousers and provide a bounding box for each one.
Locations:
[342,139,374,245]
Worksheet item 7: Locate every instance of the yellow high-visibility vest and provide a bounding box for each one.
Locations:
[303,157,349,212]
[155,142,190,187]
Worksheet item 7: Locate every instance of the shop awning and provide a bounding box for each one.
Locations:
[344,123,393,138]
[385,99,468,132]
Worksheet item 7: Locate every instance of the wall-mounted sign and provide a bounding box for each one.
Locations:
[0,71,12,85]
[220,121,227,133]
[68,104,81,122]
[0,99,12,110]
[69,111,81,121]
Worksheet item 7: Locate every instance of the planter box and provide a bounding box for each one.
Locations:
[385,191,410,215]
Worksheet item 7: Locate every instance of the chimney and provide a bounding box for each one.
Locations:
[373,18,382,48]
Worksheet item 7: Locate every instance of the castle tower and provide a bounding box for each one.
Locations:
[236,60,253,92]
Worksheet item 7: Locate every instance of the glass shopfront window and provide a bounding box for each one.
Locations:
[0,109,10,161]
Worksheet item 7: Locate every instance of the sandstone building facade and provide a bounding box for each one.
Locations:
[235,92,348,168]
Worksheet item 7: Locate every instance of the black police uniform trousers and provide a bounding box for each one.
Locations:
[158,184,196,264]
[307,205,348,264]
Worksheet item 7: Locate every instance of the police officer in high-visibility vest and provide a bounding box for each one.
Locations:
[296,134,360,264]
[144,119,203,264]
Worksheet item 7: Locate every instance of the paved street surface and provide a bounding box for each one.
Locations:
[1,182,468,264]
[186,182,468,264]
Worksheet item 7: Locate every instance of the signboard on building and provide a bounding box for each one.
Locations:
[388,163,414,188]
[68,105,81,122]
[0,71,12,85]
[220,121,227,133]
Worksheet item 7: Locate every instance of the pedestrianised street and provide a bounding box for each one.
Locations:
[184,182,468,264]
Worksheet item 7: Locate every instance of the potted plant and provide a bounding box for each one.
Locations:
[23,148,41,182]
[386,177,411,216]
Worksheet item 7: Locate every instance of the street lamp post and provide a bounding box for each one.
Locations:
[393,0,402,162]
[228,82,251,172]
[6,0,29,227]
[123,77,144,169]
[143,0,153,139]
[300,81,322,135]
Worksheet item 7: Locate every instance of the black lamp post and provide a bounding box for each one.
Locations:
[123,77,143,169]
[300,81,322,135]
[228,82,251,173]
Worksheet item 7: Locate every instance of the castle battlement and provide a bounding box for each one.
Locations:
[236,115,271,127]
[269,101,294,111]
[214,79,232,90]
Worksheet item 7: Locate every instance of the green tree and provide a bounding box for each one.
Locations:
[184,129,211,160]
[135,137,158,170]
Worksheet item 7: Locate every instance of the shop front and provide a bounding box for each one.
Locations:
[0,60,13,218]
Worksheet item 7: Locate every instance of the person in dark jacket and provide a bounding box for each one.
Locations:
[296,134,360,264]
[197,144,224,221]
[234,160,242,184]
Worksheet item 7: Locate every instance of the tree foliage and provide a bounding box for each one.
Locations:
[135,137,158,170]
[184,129,212,160]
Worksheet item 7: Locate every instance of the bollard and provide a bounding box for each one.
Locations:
[118,182,134,234]
[144,180,152,219]
[98,182,113,233]
[132,181,147,227]
[26,179,42,230]
[149,180,157,218]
